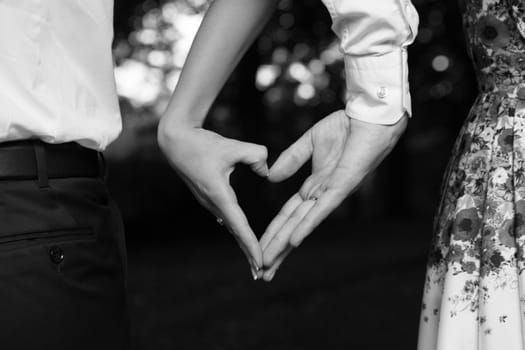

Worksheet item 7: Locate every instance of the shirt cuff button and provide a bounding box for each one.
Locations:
[377,86,387,99]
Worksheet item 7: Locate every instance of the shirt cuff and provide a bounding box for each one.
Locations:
[343,48,411,125]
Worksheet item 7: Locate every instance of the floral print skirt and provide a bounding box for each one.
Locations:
[417,87,525,350]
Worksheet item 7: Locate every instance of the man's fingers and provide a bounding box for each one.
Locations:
[268,130,313,183]
[298,174,328,201]
[285,132,380,250]
[233,141,269,177]
[262,245,293,282]
[289,189,343,247]
[260,193,303,251]
[263,199,316,267]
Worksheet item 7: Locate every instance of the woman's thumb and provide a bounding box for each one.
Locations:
[233,141,269,178]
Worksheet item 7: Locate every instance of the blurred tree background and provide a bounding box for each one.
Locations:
[107,0,480,348]
[108,0,477,237]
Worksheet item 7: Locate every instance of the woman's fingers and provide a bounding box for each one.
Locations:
[210,183,263,277]
[231,234,262,280]
[159,127,271,280]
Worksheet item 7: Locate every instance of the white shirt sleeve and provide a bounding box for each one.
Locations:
[321,0,419,124]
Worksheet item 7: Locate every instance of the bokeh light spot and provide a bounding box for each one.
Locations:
[432,55,450,72]
[288,62,312,83]
[297,83,315,100]
[256,64,281,90]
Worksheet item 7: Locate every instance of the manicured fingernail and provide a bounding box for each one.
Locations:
[249,260,261,280]
[267,270,276,281]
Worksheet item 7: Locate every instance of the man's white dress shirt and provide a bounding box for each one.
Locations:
[0,0,418,151]
[322,0,419,124]
[0,0,120,151]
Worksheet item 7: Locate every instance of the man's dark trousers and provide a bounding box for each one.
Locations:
[0,140,130,349]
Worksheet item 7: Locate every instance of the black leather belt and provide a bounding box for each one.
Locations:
[0,140,102,180]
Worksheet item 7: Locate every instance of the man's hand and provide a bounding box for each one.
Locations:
[260,110,407,281]
[158,120,269,279]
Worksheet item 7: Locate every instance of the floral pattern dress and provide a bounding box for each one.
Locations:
[417,1,525,349]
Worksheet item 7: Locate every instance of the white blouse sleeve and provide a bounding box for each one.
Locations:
[321,0,419,124]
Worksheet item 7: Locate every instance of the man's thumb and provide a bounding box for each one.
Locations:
[268,130,312,183]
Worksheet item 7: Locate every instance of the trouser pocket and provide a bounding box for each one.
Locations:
[0,227,95,251]
[0,178,129,350]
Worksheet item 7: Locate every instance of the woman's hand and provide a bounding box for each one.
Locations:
[158,119,269,279]
[260,110,408,281]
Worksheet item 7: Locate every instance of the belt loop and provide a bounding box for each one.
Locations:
[97,152,108,182]
[33,140,49,188]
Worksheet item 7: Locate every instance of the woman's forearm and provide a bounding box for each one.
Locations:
[162,0,279,127]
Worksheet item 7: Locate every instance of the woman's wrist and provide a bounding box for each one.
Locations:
[158,112,198,149]
[158,106,206,133]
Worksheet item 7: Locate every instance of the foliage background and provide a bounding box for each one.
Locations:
[107,0,479,348]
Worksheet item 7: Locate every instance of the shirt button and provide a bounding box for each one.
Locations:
[49,246,64,264]
[377,86,387,99]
